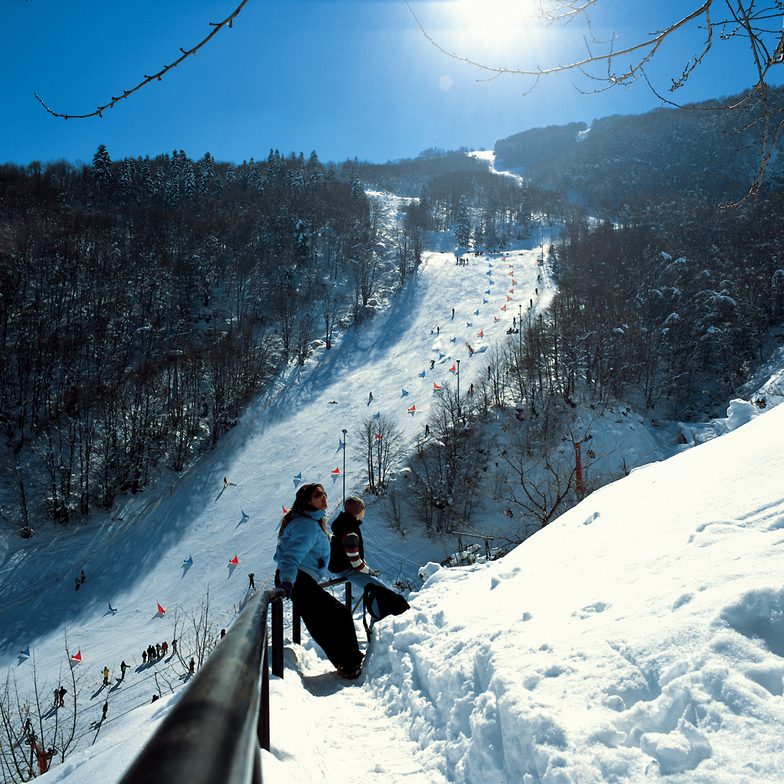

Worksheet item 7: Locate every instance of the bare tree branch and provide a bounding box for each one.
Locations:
[34,1,250,120]
[406,0,784,204]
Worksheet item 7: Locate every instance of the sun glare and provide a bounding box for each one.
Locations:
[446,0,540,53]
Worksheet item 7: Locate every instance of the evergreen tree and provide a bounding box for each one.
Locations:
[455,195,472,249]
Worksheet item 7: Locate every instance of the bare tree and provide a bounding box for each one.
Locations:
[406,1,784,201]
[354,414,406,493]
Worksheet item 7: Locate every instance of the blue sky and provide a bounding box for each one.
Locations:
[2,0,776,167]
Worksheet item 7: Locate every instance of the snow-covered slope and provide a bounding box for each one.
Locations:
[4,225,783,784]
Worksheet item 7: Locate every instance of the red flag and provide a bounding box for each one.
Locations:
[229,555,239,565]
[478,330,484,337]
[494,317,500,322]
[501,305,507,311]
[408,405,416,413]
[509,289,514,293]
[434,383,441,390]
[157,603,166,615]
[71,650,82,662]
[332,467,340,475]
[512,280,517,285]
[507,296,513,301]
[449,364,456,372]
[282,505,288,514]
[375,434,383,440]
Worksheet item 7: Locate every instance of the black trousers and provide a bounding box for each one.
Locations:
[292,570,361,671]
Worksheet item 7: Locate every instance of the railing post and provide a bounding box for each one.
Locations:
[292,600,301,645]
[271,597,284,679]
[259,640,271,752]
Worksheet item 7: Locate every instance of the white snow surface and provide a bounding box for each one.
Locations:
[2,219,783,784]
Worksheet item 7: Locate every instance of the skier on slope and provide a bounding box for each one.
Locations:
[274,483,363,680]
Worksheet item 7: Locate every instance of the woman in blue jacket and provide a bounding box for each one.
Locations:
[274,483,362,679]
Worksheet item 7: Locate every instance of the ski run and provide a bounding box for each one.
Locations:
[3,190,784,783]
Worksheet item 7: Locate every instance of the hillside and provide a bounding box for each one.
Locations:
[493,91,784,206]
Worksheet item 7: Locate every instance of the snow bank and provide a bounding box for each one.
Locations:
[363,402,784,782]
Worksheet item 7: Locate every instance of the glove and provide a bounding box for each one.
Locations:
[279,581,293,599]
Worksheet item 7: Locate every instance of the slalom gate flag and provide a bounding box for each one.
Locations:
[402,389,409,396]
[332,467,340,475]
[418,371,425,378]
[501,305,507,311]
[20,647,29,657]
[157,603,166,614]
[474,309,479,315]
[494,317,500,322]
[72,650,82,662]
[375,434,383,440]
[450,364,456,372]
[373,412,380,419]
[283,506,288,514]
[512,279,517,284]
[229,555,239,565]
[509,289,514,293]
[507,296,513,301]
[434,383,441,390]
[294,472,302,481]
[408,405,416,413]
[478,330,484,337]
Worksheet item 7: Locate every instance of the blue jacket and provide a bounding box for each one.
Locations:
[274,509,331,585]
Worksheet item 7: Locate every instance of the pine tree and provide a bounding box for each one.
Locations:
[92,144,113,197]
[455,195,472,250]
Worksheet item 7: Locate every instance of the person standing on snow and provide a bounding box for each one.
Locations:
[120,661,128,680]
[274,483,363,680]
[102,667,109,685]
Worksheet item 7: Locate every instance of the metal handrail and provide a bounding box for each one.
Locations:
[117,578,352,784]
[118,587,284,784]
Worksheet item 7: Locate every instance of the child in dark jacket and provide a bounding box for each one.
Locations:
[329,497,409,628]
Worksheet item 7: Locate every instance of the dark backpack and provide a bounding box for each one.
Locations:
[362,584,410,638]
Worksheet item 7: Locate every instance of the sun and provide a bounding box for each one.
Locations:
[428,0,545,61]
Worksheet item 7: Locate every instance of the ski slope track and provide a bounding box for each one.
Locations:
[3,224,784,783]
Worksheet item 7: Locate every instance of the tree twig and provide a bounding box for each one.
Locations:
[34,0,250,120]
